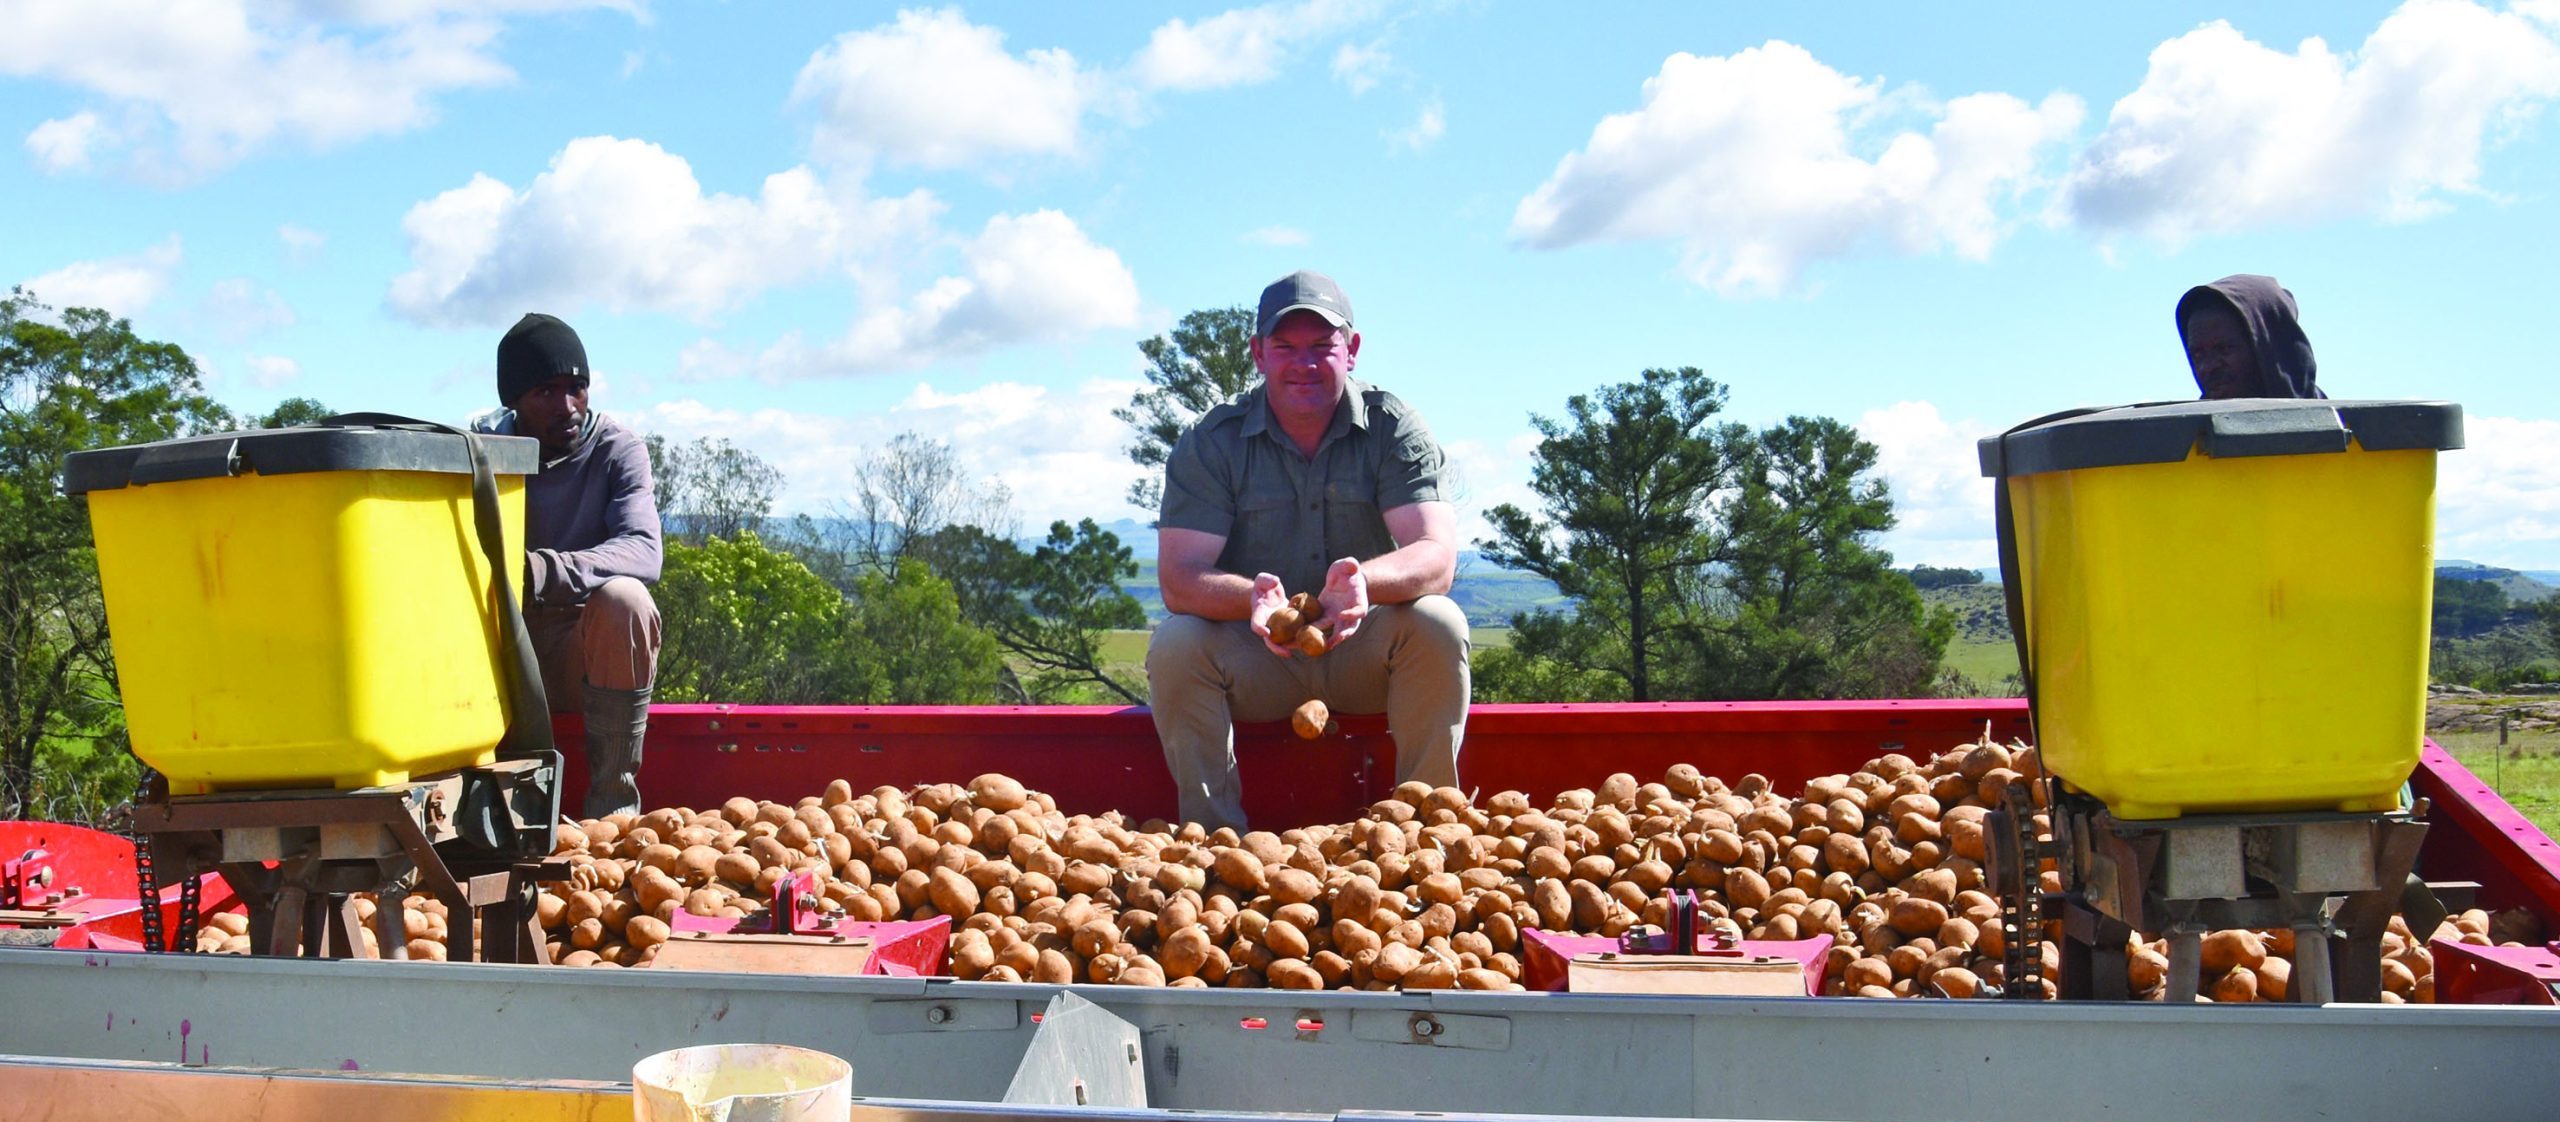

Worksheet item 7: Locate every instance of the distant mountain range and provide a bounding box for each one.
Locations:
[1933,561,2554,601]
[762,514,2549,626]
[1046,521,2559,623]
[783,517,1573,628]
[2435,560,2559,603]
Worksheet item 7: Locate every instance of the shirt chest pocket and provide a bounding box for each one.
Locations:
[1323,463,1387,550]
[1235,470,1299,545]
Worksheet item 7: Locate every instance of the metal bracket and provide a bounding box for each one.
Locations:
[1002,992,1145,1108]
[1,849,57,909]
[866,997,1022,1035]
[1349,1010,1511,1051]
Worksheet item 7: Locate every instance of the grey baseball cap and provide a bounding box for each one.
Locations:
[1256,270,1354,335]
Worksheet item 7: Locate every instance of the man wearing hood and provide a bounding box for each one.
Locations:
[470,313,663,818]
[2177,274,2324,399]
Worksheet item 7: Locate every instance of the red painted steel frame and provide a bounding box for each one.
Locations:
[0,822,235,949]
[547,700,2560,935]
[554,699,2036,826]
[2412,741,2560,925]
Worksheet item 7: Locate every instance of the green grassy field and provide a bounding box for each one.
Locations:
[1940,636,2019,692]
[2433,725,2560,841]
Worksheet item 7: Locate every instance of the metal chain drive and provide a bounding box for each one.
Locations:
[175,855,201,952]
[129,772,163,954]
[1988,779,2046,997]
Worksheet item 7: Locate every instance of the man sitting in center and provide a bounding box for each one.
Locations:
[1146,270,1471,831]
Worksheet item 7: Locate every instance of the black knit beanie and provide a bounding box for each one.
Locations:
[496,313,589,406]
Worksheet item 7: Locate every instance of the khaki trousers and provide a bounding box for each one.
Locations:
[1146,594,1470,831]
[528,576,662,712]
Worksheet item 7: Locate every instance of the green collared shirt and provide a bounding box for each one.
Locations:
[1160,379,1448,598]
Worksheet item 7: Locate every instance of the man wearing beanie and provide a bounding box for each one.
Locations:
[471,312,664,818]
[1147,270,1470,831]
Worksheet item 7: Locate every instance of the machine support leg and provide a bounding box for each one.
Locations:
[2296,928,2337,1004]
[328,896,362,958]
[2329,819,2427,1003]
[373,887,411,960]
[2164,927,2204,1004]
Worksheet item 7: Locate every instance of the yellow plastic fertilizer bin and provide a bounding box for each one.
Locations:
[1977,399,2462,820]
[66,422,543,793]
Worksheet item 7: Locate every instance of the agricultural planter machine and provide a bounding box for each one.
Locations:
[5,403,2558,1121]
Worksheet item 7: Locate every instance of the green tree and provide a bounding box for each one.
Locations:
[653,532,849,703]
[1477,367,1741,700]
[1471,636,1626,703]
[1,289,231,820]
[1904,564,1983,590]
[2433,576,2510,639]
[1477,371,1949,703]
[912,519,1147,704]
[1674,417,1952,699]
[249,396,334,428]
[647,435,782,545]
[1113,306,1257,511]
[851,431,1013,568]
[838,560,1004,704]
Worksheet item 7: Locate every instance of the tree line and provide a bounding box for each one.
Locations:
[3,292,1955,822]
[2430,575,2560,690]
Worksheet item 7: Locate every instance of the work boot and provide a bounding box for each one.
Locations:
[581,683,650,818]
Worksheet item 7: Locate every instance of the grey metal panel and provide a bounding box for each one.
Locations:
[1003,993,1144,1108]
[4,948,2557,1121]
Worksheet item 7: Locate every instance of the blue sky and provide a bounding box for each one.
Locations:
[6,1,2557,569]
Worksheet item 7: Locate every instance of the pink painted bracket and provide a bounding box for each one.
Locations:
[1521,927,1832,996]
[664,869,952,979]
[2430,939,2560,1006]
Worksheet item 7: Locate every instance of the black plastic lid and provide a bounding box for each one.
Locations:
[64,423,542,495]
[1977,399,2464,479]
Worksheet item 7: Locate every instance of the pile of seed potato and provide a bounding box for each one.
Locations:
[188,737,2536,1001]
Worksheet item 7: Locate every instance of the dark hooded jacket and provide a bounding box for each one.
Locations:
[2176,274,2322,399]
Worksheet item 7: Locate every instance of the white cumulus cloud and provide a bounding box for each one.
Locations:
[200,277,296,341]
[1242,225,1310,247]
[2064,1,2560,241]
[278,223,327,261]
[1132,0,1379,90]
[793,8,1095,172]
[677,209,1143,380]
[627,377,1151,529]
[24,111,106,173]
[1855,401,2002,570]
[1440,431,1546,548]
[1332,41,1390,94]
[16,236,184,318]
[388,136,938,326]
[1389,98,1444,152]
[1853,402,2560,573]
[2437,414,2560,569]
[0,0,630,181]
[243,353,302,389]
[1515,42,2084,296]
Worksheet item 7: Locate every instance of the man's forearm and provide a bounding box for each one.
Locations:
[530,530,663,604]
[1358,540,1455,604]
[1163,567,1260,620]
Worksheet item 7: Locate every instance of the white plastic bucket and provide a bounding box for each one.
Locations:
[632,1043,853,1122]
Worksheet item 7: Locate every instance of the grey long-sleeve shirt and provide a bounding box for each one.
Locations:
[469,409,662,606]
